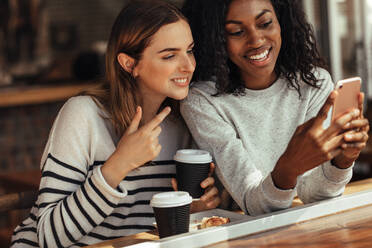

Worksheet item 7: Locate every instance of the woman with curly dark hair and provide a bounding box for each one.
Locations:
[181,0,369,216]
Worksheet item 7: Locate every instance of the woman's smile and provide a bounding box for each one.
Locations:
[243,47,272,66]
[171,76,191,87]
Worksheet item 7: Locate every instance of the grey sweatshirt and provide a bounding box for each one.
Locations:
[181,68,353,216]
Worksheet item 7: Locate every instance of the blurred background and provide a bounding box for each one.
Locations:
[0,0,371,246]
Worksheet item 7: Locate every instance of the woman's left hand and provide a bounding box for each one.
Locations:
[333,93,370,168]
[172,163,221,213]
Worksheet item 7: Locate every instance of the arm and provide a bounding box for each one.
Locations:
[36,97,126,247]
[37,98,171,247]
[181,92,296,215]
[295,71,354,204]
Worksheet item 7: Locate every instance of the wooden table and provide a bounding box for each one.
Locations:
[86,178,372,248]
[209,204,372,248]
[209,179,372,248]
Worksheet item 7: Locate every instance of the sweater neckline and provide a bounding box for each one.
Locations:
[243,76,287,98]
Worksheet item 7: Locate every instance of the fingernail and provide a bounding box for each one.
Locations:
[345,134,352,139]
[354,109,360,116]
[344,123,351,129]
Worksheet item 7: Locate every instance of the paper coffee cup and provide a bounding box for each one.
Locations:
[174,149,212,199]
[150,191,192,238]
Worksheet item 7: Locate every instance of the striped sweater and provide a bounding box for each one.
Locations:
[11,96,192,247]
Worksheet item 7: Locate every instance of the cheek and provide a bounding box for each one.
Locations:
[226,39,242,57]
[140,62,168,80]
[191,57,196,70]
[273,33,282,57]
[273,25,282,47]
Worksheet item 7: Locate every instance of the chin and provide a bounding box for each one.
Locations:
[172,95,188,101]
[171,93,188,101]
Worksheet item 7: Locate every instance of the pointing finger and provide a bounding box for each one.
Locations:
[145,107,171,131]
[125,106,142,135]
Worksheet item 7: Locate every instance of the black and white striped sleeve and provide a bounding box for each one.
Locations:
[35,97,127,247]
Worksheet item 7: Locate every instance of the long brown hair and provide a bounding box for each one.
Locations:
[82,0,186,136]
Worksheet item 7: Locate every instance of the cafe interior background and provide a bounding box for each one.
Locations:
[0,0,371,246]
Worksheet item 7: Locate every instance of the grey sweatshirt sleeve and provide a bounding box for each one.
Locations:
[181,91,296,215]
[296,70,353,204]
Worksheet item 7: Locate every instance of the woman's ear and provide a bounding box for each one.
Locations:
[117,53,136,74]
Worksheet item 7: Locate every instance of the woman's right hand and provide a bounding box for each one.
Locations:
[272,91,360,189]
[102,106,171,188]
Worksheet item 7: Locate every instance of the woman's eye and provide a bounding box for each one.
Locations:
[262,20,273,28]
[163,54,175,60]
[187,48,194,54]
[227,30,243,36]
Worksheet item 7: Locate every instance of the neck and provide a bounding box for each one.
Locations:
[242,72,278,90]
[140,95,166,125]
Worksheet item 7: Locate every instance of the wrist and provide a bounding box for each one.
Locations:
[101,153,135,188]
[271,156,298,190]
[331,155,354,169]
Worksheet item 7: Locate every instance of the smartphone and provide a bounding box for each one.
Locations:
[331,77,361,121]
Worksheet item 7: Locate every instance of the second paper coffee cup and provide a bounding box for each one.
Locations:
[174,149,212,199]
[150,191,192,238]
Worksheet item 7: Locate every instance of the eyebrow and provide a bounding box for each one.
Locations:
[157,42,194,54]
[225,9,272,25]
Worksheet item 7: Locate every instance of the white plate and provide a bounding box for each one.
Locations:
[153,208,251,232]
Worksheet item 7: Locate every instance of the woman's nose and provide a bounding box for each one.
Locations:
[180,55,195,72]
[246,29,265,47]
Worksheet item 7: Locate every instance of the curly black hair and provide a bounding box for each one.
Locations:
[182,0,327,96]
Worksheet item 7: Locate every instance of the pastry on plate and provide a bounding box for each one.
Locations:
[200,216,230,229]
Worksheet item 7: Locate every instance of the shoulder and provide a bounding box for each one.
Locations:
[189,80,218,96]
[313,67,334,90]
[63,95,99,112]
[60,95,102,120]
[299,67,334,95]
[183,80,218,105]
[313,67,332,80]
[301,67,335,116]
[54,95,106,132]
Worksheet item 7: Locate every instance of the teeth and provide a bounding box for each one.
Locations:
[173,78,187,83]
[249,50,269,60]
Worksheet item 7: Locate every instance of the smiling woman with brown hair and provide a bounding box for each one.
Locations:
[10,1,220,247]
[181,0,369,216]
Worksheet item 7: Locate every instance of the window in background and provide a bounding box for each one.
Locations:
[303,0,372,100]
